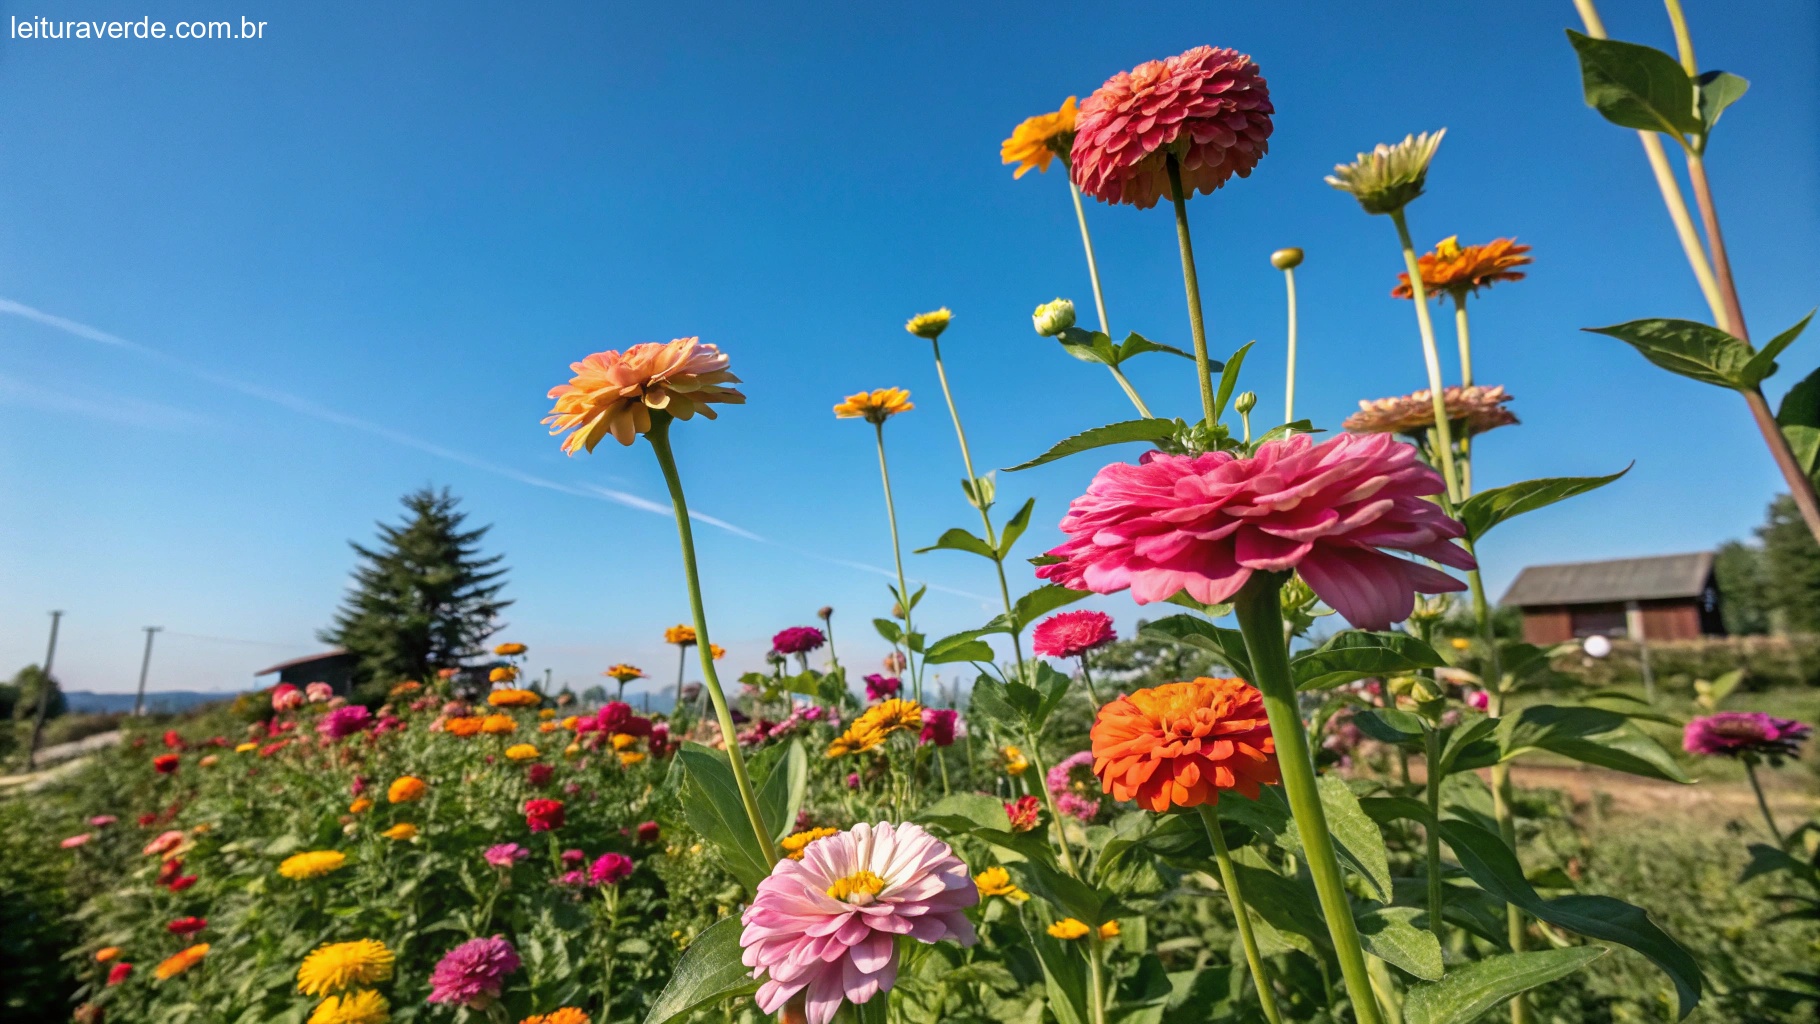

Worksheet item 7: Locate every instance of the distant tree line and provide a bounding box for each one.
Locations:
[1714,495,1820,635]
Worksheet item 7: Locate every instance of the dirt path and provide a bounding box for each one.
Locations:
[0,730,121,795]
[1499,762,1817,826]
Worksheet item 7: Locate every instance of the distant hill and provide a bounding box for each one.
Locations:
[64,691,245,715]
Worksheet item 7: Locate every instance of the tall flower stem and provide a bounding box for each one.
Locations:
[1078,655,1104,706]
[874,422,923,703]
[1021,739,1081,880]
[1744,760,1786,847]
[1086,933,1110,1024]
[823,617,841,675]
[1198,804,1287,1024]
[1166,155,1218,426]
[1423,727,1446,935]
[1450,294,1476,496]
[1233,575,1385,1024]
[928,338,1027,675]
[1069,177,1113,342]
[1282,265,1300,424]
[673,646,688,720]
[645,415,778,868]
[1389,210,1462,506]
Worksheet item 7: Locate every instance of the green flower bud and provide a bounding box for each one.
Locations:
[1031,298,1076,337]
[1325,130,1446,216]
[1270,247,1304,270]
[1235,391,1258,415]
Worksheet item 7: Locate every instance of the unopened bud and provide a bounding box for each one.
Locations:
[1235,391,1257,415]
[1270,247,1304,270]
[1032,298,1076,337]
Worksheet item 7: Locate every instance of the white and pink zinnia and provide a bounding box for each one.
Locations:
[740,822,977,1024]
[1036,433,1474,630]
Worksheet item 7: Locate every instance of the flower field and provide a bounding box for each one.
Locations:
[10,10,1820,1024]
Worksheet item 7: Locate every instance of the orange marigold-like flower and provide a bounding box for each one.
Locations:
[709,643,726,660]
[522,1009,591,1024]
[779,826,840,860]
[488,688,540,708]
[387,776,427,804]
[381,823,419,841]
[494,642,527,656]
[154,943,209,980]
[480,714,517,735]
[1091,677,1278,812]
[833,388,914,425]
[664,625,697,646]
[1001,97,1078,179]
[489,666,518,684]
[544,338,745,453]
[603,664,646,682]
[1392,236,1532,299]
[1342,385,1518,437]
[445,716,485,738]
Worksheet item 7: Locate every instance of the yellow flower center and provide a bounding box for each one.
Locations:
[1435,236,1463,260]
[825,870,888,904]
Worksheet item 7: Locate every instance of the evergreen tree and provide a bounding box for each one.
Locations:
[1758,495,1820,634]
[1713,539,1770,635]
[321,488,511,692]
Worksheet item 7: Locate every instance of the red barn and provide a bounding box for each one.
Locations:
[1499,552,1724,645]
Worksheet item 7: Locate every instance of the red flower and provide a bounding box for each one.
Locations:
[151,754,180,775]
[635,820,660,844]
[1031,610,1117,660]
[162,730,184,750]
[1005,795,1041,833]
[136,813,158,827]
[526,763,555,788]
[167,875,198,893]
[597,702,652,737]
[524,799,565,833]
[167,917,207,936]
[919,708,957,748]
[107,962,132,985]
[156,859,183,886]
[257,740,288,757]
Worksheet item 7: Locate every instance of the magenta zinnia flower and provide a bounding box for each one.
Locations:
[919,708,957,748]
[772,626,826,656]
[317,705,373,740]
[1036,433,1473,630]
[740,822,977,1024]
[1071,45,1273,209]
[483,843,528,868]
[591,852,634,886]
[864,674,901,702]
[1032,610,1117,659]
[1684,713,1810,760]
[426,935,520,1009]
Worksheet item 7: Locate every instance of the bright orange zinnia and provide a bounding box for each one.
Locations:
[833,388,913,425]
[387,776,427,804]
[445,716,485,738]
[155,944,209,980]
[664,624,697,646]
[602,664,646,682]
[1001,97,1079,178]
[1090,677,1278,813]
[544,337,745,452]
[480,714,516,735]
[1392,236,1532,300]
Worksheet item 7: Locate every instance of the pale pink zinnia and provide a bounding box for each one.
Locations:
[1031,610,1117,659]
[544,337,746,452]
[1036,433,1474,630]
[1071,45,1273,209]
[740,822,977,1024]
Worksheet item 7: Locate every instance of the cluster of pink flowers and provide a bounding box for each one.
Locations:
[1684,713,1811,761]
[1045,751,1101,822]
[1031,610,1117,660]
[427,935,520,1009]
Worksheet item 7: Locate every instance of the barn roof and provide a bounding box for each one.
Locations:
[254,648,351,676]
[1499,552,1714,607]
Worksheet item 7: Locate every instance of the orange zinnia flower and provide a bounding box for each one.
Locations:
[664,624,697,646]
[1392,236,1532,300]
[544,337,745,452]
[603,664,646,682]
[832,388,914,425]
[154,943,209,980]
[480,714,516,735]
[1091,677,1279,812]
[1001,97,1079,178]
[445,716,485,738]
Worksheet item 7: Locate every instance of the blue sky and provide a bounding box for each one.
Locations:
[1,0,1814,699]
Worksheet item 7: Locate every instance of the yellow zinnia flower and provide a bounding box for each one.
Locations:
[1047,918,1090,940]
[664,624,697,646]
[505,744,541,761]
[833,388,914,425]
[709,643,726,660]
[539,708,556,720]
[235,742,258,753]
[1099,920,1120,939]
[154,943,209,980]
[309,989,391,1024]
[974,865,1029,903]
[297,939,394,996]
[780,827,840,860]
[603,664,646,682]
[494,642,527,656]
[618,751,647,766]
[904,308,952,340]
[826,699,922,757]
[488,688,540,707]
[480,714,516,735]
[380,823,418,841]
[387,776,426,804]
[489,666,519,684]
[561,715,580,731]
[1001,96,1078,178]
[610,733,637,751]
[279,851,348,880]
[1001,745,1030,776]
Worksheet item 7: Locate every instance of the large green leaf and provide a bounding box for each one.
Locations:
[1498,704,1690,782]
[1012,585,1089,632]
[1584,318,1756,389]
[1403,947,1607,1024]
[1776,366,1820,491]
[1357,906,1444,981]
[1138,615,1252,679]
[1565,31,1702,137]
[1029,924,1092,1024]
[1116,331,1194,363]
[1011,858,1118,925]
[1212,341,1255,424]
[1439,819,1703,1017]
[641,917,757,1024]
[1353,708,1427,746]
[753,739,808,843]
[1057,327,1120,367]
[915,527,998,560]
[924,626,1006,665]
[1005,418,1181,472]
[1291,630,1445,691]
[1694,70,1750,135]
[1457,467,1630,543]
[1290,776,1393,903]
[676,743,773,891]
[998,498,1038,558]
[1230,860,1330,957]
[1739,311,1814,386]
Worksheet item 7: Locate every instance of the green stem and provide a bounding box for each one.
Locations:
[1389,209,1463,506]
[1166,154,1218,426]
[824,616,840,674]
[1086,932,1110,1024]
[1451,293,1475,495]
[1233,575,1385,1024]
[674,645,687,721]
[1107,365,1155,419]
[1069,177,1112,341]
[1424,726,1445,936]
[1078,655,1104,706]
[874,422,922,702]
[645,416,778,869]
[1745,761,1786,848]
[1198,804,1287,1024]
[1022,738,1081,880]
[1282,266,1299,424]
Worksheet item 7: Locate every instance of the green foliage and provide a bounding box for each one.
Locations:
[640,918,756,1024]
[1776,367,1820,491]
[1455,466,1629,544]
[8,663,67,722]
[1403,947,1607,1024]
[1759,495,1820,635]
[0,800,78,1018]
[1714,539,1772,635]
[1565,31,1703,138]
[1005,417,1181,472]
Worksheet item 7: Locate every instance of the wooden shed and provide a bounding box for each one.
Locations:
[1498,552,1724,645]
[255,649,357,695]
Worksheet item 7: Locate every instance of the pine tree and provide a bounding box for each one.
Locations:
[1758,495,1820,634]
[321,488,511,693]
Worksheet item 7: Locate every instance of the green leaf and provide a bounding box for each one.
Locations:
[1057,327,1120,367]
[641,917,758,1024]
[1012,585,1089,632]
[968,673,1025,729]
[1028,924,1092,1024]
[1006,418,1181,472]
[1357,905,1445,981]
[1497,704,1690,782]
[1738,842,1816,885]
[963,472,996,511]
[1211,341,1255,424]
[915,527,998,560]
[998,498,1037,558]
[1439,716,1502,776]
[1777,367,1820,491]
[676,744,773,892]
[1694,70,1749,134]
[754,739,808,843]
[1253,420,1320,447]
[1457,466,1630,543]
[1584,317,1756,389]
[1439,819,1704,1017]
[1138,615,1252,679]
[853,993,891,1024]
[1291,631,1445,691]
[872,617,904,644]
[1318,775,1393,902]
[1565,30,1702,138]
[1028,660,1074,733]
[1231,861,1330,955]
[1740,311,1813,386]
[1403,947,1608,1024]
[1116,331,1195,363]
[924,627,1000,665]
[1011,858,1116,925]
[1354,708,1428,746]
[1162,591,1233,617]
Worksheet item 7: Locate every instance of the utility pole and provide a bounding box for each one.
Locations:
[133,626,164,716]
[26,610,64,770]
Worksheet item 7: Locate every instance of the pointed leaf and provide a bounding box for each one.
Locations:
[1695,70,1749,134]
[1498,704,1690,782]
[1358,905,1445,981]
[872,617,904,644]
[1584,318,1755,388]
[1354,708,1427,746]
[1212,341,1255,423]
[1138,615,1252,679]
[1457,467,1630,543]
[1317,775,1393,902]
[1740,310,1813,386]
[916,527,998,560]
[1777,366,1820,490]
[1006,418,1181,472]
[1058,328,1119,367]
[1566,30,1702,137]
[1439,716,1501,776]
[1403,947,1608,1024]
[1115,331,1195,363]
[1028,924,1092,1024]
[640,917,759,1024]
[754,739,808,843]
[968,673,1023,728]
[676,743,773,891]
[998,498,1038,558]
[1013,584,1089,632]
[925,627,1002,665]
[1291,630,1445,691]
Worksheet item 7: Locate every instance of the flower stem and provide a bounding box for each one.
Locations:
[1108,365,1155,419]
[1021,739,1081,879]
[1069,177,1112,341]
[874,422,922,703]
[1198,804,1287,1024]
[1282,265,1300,425]
[1423,726,1445,936]
[1166,154,1218,427]
[1233,574,1385,1024]
[1078,655,1104,706]
[1389,210,1462,506]
[1086,932,1110,1024]
[1450,294,1476,496]
[1745,760,1786,848]
[645,415,778,869]
[674,646,688,721]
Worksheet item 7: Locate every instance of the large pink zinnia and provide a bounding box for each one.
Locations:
[1031,610,1117,659]
[426,935,520,1008]
[740,822,977,1024]
[1036,433,1474,630]
[1071,45,1273,209]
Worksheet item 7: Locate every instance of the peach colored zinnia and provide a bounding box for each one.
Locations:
[1343,385,1518,437]
[544,338,744,452]
[1036,433,1474,630]
[1092,677,1279,812]
[1071,46,1273,209]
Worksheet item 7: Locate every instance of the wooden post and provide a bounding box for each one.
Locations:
[26,611,65,770]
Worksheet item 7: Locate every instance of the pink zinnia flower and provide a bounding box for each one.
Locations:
[560,848,586,866]
[426,935,520,1009]
[1046,751,1102,822]
[772,626,826,656]
[1465,689,1490,711]
[591,852,634,886]
[1032,610,1117,659]
[919,708,957,748]
[598,701,652,737]
[1005,796,1041,832]
[864,674,901,702]
[61,833,92,849]
[484,843,529,868]
[1036,433,1473,630]
[1071,45,1273,209]
[635,820,661,844]
[305,682,334,703]
[740,822,977,1024]
[1684,713,1810,760]
[271,683,303,711]
[143,831,184,857]
[89,815,118,828]
[317,705,372,740]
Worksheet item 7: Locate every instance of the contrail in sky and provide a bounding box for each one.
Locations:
[0,297,989,603]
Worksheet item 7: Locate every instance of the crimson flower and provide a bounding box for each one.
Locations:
[525,799,565,833]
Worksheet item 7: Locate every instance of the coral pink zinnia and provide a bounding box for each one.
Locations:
[740,822,977,1024]
[1036,433,1474,630]
[1031,610,1117,659]
[544,337,745,452]
[1071,45,1273,209]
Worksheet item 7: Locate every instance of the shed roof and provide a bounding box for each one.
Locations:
[254,648,351,676]
[1499,552,1714,607]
